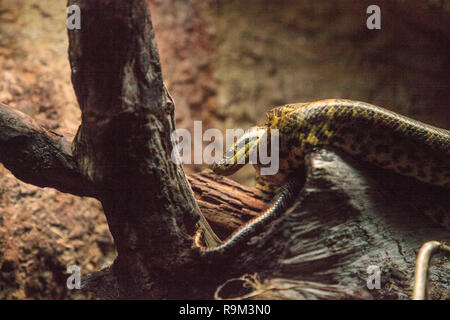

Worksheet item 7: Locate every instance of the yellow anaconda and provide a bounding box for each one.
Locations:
[197,99,449,256]
[214,99,450,194]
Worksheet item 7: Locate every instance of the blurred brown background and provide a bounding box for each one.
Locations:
[0,0,448,299]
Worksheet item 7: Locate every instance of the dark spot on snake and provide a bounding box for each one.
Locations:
[431,166,441,174]
[378,160,391,167]
[297,125,310,134]
[339,126,353,136]
[430,174,441,183]
[406,152,420,162]
[397,165,412,174]
[287,159,295,169]
[375,144,390,154]
[315,130,327,141]
[331,136,345,145]
[391,148,403,162]
[359,146,370,155]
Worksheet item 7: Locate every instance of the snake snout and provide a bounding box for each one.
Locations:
[212,125,267,176]
[212,156,243,176]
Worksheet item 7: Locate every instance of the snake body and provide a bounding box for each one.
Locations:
[195,178,302,257]
[197,99,450,256]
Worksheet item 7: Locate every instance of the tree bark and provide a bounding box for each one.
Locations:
[187,169,268,239]
[66,0,227,299]
[0,0,447,300]
[0,102,95,197]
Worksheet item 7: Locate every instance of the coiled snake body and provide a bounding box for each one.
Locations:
[197,99,450,256]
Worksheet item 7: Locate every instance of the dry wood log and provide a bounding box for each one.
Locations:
[188,169,268,239]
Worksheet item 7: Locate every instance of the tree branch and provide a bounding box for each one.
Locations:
[67,0,220,298]
[188,169,268,239]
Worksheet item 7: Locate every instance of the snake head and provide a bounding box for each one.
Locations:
[212,126,268,176]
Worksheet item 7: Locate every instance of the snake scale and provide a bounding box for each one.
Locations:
[196,99,450,256]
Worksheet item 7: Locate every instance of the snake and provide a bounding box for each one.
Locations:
[196,99,450,256]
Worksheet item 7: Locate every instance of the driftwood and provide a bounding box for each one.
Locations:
[0,0,448,299]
